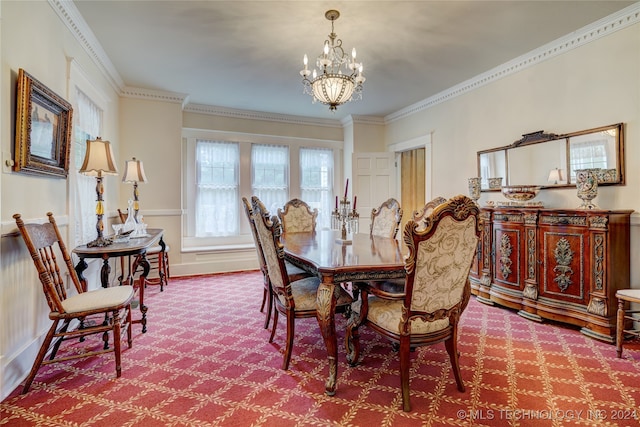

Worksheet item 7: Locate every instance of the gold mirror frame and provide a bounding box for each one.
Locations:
[477,123,624,191]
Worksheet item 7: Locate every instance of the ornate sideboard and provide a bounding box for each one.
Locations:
[470,207,633,342]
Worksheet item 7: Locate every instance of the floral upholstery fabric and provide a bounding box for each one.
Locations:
[410,216,478,313]
[367,296,449,334]
[253,211,286,294]
[370,200,402,238]
[281,205,316,232]
[366,215,477,335]
[276,277,353,311]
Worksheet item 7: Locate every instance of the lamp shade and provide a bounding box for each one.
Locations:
[548,168,564,183]
[122,157,148,183]
[79,137,118,176]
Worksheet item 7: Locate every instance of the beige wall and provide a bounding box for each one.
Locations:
[0,1,121,399]
[385,24,640,288]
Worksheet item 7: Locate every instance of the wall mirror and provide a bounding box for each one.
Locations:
[477,123,624,191]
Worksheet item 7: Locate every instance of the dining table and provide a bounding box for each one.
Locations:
[282,229,406,396]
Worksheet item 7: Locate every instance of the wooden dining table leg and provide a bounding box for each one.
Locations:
[316,276,338,396]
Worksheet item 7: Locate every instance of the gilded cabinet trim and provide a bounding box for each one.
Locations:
[499,234,513,280]
[552,238,574,292]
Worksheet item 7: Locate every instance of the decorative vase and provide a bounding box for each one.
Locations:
[488,177,503,189]
[468,177,481,204]
[575,169,599,209]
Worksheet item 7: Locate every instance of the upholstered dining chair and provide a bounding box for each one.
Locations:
[370,198,403,238]
[13,212,134,394]
[345,195,481,412]
[277,198,318,233]
[118,208,170,291]
[251,196,352,370]
[242,197,311,329]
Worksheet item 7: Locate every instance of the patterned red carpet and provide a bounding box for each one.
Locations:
[2,270,639,426]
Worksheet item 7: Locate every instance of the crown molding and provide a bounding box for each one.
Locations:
[48,0,124,93]
[341,115,386,127]
[121,86,189,105]
[386,2,640,123]
[183,103,343,128]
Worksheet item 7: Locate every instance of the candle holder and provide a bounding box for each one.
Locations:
[332,197,359,244]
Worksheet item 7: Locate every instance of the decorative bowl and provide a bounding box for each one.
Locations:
[501,185,541,201]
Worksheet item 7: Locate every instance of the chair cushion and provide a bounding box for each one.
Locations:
[367,296,449,335]
[285,261,307,277]
[147,244,170,254]
[61,286,135,313]
[277,277,353,311]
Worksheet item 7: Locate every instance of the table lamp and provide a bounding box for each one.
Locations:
[548,168,563,185]
[79,137,119,247]
[122,157,148,222]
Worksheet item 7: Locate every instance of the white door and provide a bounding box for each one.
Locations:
[353,152,397,234]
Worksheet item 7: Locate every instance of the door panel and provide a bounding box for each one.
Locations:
[353,152,396,233]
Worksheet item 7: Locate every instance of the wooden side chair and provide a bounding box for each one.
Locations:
[242,197,310,329]
[251,196,352,370]
[118,209,170,291]
[13,212,134,394]
[615,289,640,358]
[277,198,318,233]
[345,195,481,411]
[370,198,403,238]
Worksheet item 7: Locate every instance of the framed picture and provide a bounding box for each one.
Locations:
[14,68,73,178]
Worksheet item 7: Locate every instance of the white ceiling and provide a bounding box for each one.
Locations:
[72,1,635,121]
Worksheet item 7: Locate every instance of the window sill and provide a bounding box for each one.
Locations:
[181,243,255,254]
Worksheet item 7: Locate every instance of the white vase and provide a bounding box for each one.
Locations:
[575,169,599,209]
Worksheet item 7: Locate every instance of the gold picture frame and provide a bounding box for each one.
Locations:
[14,68,73,178]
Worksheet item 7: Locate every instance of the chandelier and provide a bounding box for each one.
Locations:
[300,10,365,111]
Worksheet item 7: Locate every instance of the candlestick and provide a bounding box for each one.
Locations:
[335,196,338,210]
[344,179,349,198]
[353,196,357,210]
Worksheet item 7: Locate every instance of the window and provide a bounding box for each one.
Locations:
[183,129,342,250]
[196,140,239,237]
[300,147,333,229]
[251,144,289,214]
[569,139,608,181]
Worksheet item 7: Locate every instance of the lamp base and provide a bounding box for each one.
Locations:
[86,235,113,248]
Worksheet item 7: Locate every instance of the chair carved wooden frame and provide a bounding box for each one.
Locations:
[346,195,481,412]
[370,198,403,238]
[412,196,447,228]
[251,196,351,370]
[277,198,318,233]
[242,197,309,330]
[13,212,134,394]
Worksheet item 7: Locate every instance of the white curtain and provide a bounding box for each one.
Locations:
[300,147,333,229]
[196,140,239,236]
[251,144,289,215]
[74,90,102,246]
[570,138,608,180]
